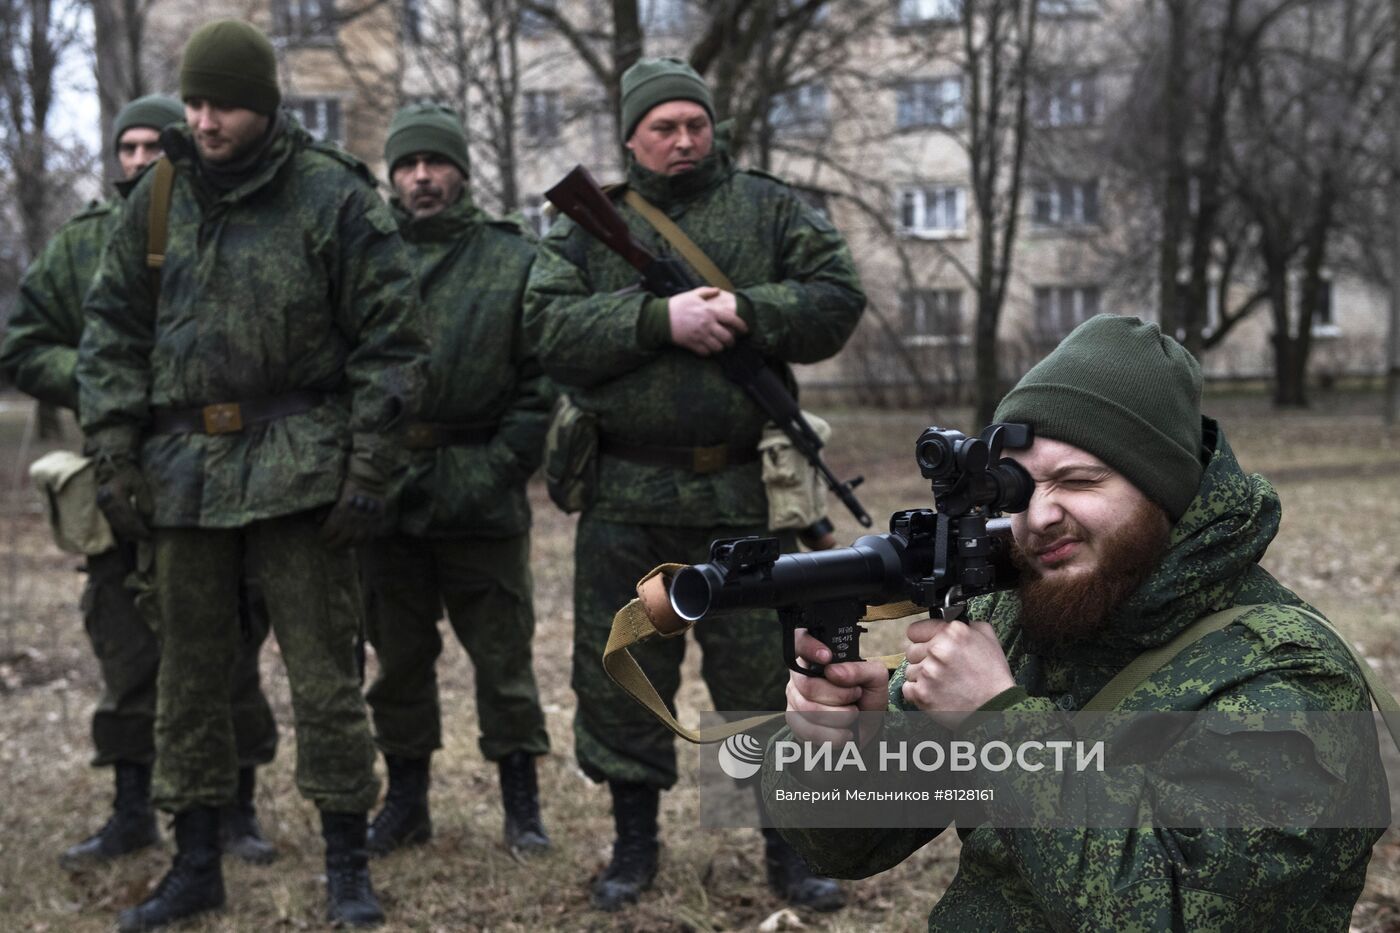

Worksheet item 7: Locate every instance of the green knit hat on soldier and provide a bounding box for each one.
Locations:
[179,20,280,115]
[112,94,185,150]
[994,314,1205,520]
[619,57,714,141]
[384,103,470,178]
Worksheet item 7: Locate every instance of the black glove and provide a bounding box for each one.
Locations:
[95,454,153,542]
[320,449,390,549]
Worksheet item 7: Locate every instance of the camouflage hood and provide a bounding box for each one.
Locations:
[158,110,306,202]
[390,191,481,245]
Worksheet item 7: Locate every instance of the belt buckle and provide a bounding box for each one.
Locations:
[692,445,727,474]
[202,402,244,435]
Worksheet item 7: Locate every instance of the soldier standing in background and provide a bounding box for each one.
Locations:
[362,103,554,858]
[77,21,427,931]
[0,94,279,871]
[525,58,865,912]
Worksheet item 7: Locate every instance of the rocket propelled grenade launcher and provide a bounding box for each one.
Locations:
[668,424,1036,678]
[544,165,872,530]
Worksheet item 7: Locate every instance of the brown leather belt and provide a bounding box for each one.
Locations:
[400,421,497,450]
[150,390,326,435]
[599,437,758,475]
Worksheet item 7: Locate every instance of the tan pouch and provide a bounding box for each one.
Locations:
[759,410,831,532]
[29,450,116,555]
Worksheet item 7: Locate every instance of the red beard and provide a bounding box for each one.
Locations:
[1013,496,1172,644]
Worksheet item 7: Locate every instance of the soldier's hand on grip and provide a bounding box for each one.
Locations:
[668,286,748,356]
[95,454,153,541]
[785,630,889,749]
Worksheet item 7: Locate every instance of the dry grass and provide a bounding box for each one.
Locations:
[1,392,1398,932]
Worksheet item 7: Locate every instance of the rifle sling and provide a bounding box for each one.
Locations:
[146,157,175,295]
[623,189,735,291]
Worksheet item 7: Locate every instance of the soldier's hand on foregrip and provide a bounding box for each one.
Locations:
[668,287,748,356]
[785,630,889,749]
[319,450,390,549]
[95,455,153,541]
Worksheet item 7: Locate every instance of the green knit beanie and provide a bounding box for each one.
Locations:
[113,94,185,150]
[384,103,470,178]
[179,20,280,115]
[993,314,1205,520]
[620,57,714,141]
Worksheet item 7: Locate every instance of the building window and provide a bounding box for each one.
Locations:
[898,185,967,237]
[902,288,965,342]
[1031,178,1100,227]
[519,0,557,37]
[522,91,561,140]
[522,196,550,237]
[895,77,963,130]
[1037,0,1100,16]
[273,0,337,41]
[642,0,691,34]
[403,0,423,44]
[287,97,343,145]
[769,83,830,136]
[896,0,962,26]
[1033,74,1099,127]
[1034,285,1101,339]
[1311,278,1337,333]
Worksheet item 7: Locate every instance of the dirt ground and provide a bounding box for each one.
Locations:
[1,391,1399,932]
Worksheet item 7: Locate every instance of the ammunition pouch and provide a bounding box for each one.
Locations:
[29,450,116,556]
[759,410,832,532]
[543,393,599,514]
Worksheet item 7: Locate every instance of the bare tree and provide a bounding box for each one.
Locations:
[1228,0,1391,406]
[90,0,156,184]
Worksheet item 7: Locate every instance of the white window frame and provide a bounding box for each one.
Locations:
[522,90,561,141]
[897,185,967,238]
[1034,285,1102,338]
[896,0,963,25]
[1035,74,1099,128]
[1031,178,1100,227]
[286,96,343,145]
[895,77,964,130]
[642,0,691,34]
[902,288,968,345]
[273,0,337,41]
[769,82,830,136]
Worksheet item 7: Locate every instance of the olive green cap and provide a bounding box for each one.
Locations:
[993,314,1205,520]
[179,20,280,115]
[620,57,714,141]
[384,103,470,178]
[113,95,185,151]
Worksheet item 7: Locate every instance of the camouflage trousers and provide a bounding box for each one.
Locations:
[572,516,792,789]
[82,539,277,768]
[362,532,550,762]
[151,513,378,814]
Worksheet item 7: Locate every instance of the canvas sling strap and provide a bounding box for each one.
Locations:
[623,189,735,291]
[1081,603,1400,751]
[602,563,920,744]
[146,157,176,292]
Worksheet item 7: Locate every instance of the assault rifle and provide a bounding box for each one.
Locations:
[544,165,872,532]
[667,424,1035,678]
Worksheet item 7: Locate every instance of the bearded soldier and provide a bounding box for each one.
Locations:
[0,94,279,871]
[525,58,864,912]
[77,21,427,931]
[361,103,553,858]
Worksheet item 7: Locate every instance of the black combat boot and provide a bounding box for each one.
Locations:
[762,827,846,912]
[60,760,160,870]
[498,751,550,856]
[116,807,224,932]
[366,754,431,856]
[220,766,277,864]
[322,811,384,928]
[590,782,660,911]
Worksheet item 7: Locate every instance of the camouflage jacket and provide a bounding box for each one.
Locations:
[766,420,1384,931]
[523,146,865,527]
[77,119,428,529]
[391,195,553,538]
[1,198,121,411]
